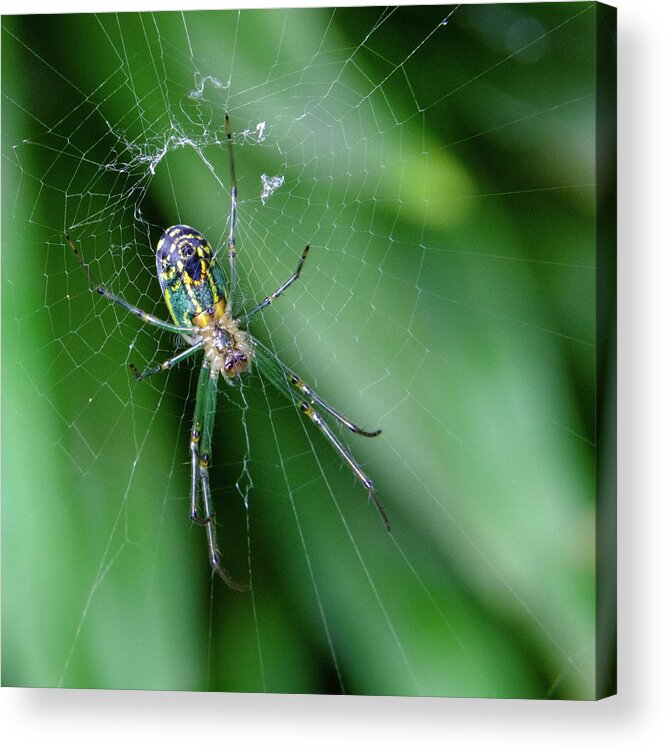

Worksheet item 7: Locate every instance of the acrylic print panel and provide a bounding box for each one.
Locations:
[2,2,616,699]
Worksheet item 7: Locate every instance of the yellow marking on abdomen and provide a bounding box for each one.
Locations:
[192,299,226,328]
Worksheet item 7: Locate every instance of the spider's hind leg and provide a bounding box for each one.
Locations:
[238,244,310,322]
[131,341,203,382]
[66,235,194,336]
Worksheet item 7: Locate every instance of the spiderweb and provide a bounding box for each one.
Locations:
[2,3,601,697]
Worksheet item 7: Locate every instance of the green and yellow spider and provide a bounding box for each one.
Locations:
[68,114,388,591]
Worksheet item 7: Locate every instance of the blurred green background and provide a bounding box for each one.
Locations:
[3,4,604,698]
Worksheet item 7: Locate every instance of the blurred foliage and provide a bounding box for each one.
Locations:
[2,3,607,698]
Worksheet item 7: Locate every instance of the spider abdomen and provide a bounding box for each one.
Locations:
[156,225,227,326]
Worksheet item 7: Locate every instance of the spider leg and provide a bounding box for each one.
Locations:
[251,337,388,530]
[225,114,238,306]
[190,362,211,525]
[66,235,194,336]
[129,341,203,381]
[300,401,390,531]
[288,372,381,437]
[239,244,310,322]
[252,337,382,437]
[197,367,250,591]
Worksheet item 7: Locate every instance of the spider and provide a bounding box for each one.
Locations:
[67,114,389,591]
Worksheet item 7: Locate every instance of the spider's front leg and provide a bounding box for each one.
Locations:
[190,362,211,525]
[193,365,249,592]
[251,338,389,530]
[299,401,390,530]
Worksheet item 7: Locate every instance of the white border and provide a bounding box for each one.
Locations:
[2,0,665,747]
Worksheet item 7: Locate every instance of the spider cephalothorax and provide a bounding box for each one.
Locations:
[196,304,253,380]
